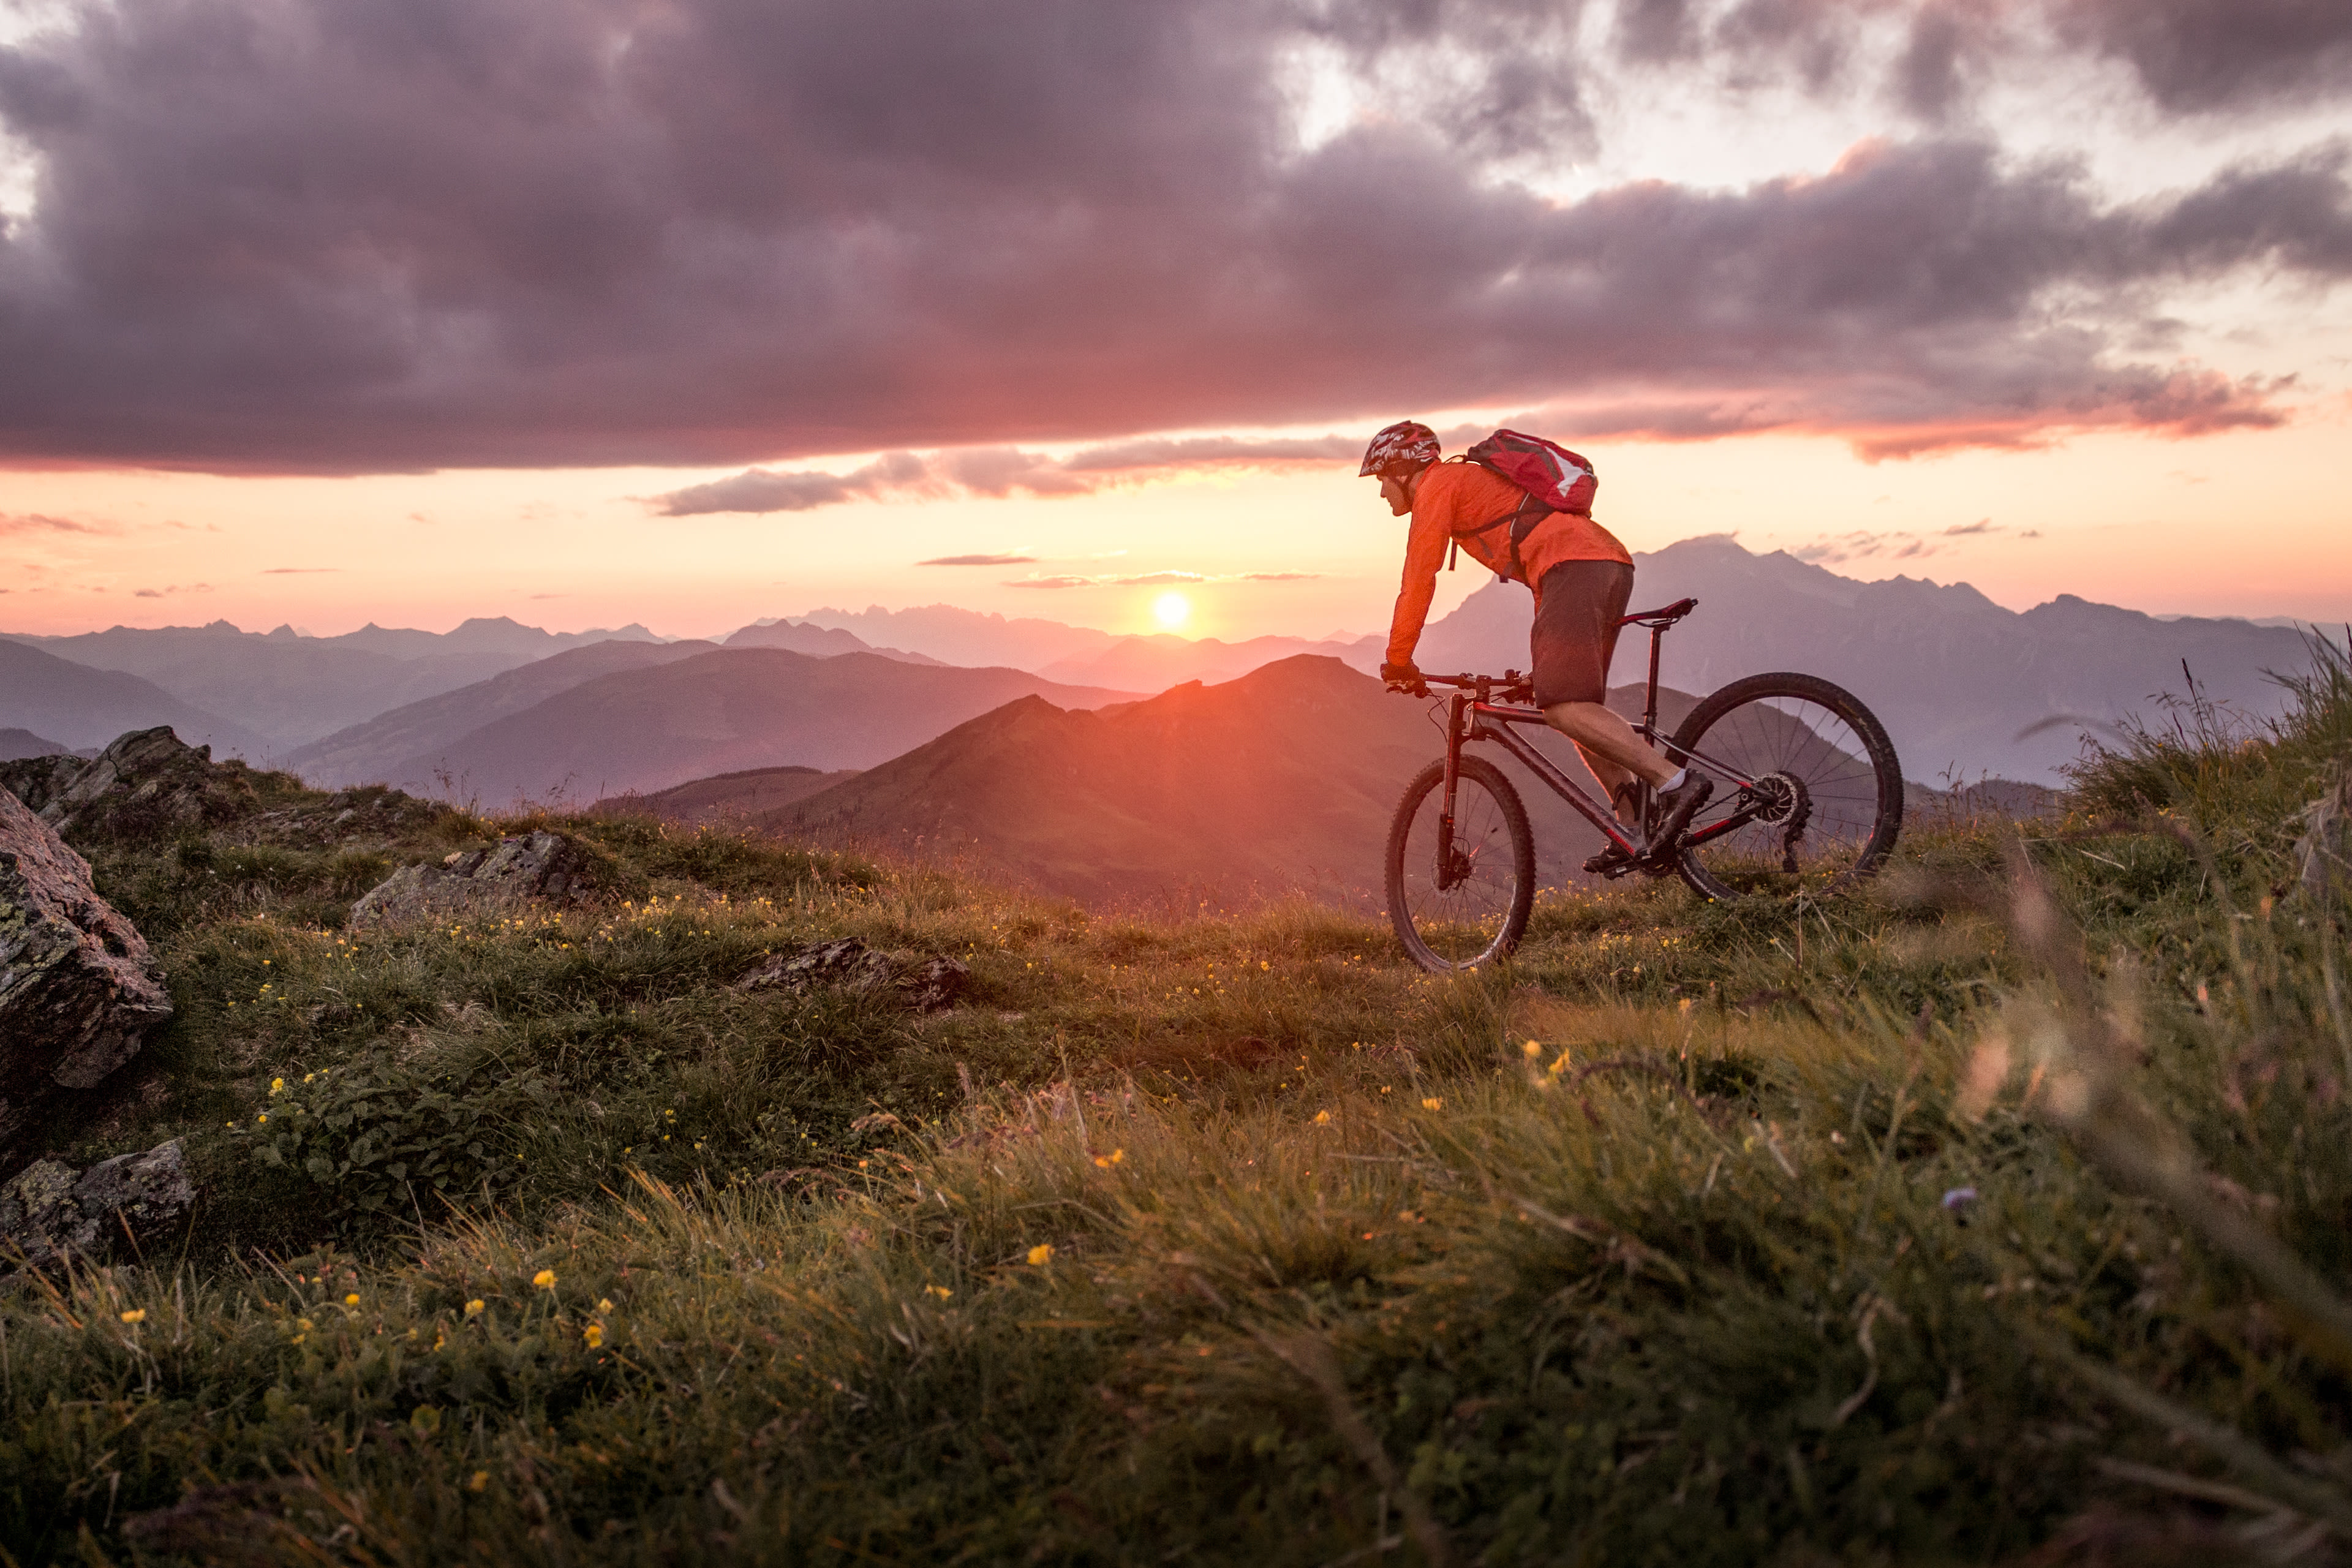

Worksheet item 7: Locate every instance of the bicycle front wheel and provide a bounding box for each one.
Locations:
[1385,756,1535,972]
[1666,673,1902,902]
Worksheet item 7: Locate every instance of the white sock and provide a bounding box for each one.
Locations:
[1663,767,1688,791]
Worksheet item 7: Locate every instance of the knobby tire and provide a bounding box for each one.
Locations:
[1664,671,1902,902]
[1385,755,1536,972]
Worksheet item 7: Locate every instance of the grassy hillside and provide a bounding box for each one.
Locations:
[4,645,2350,1564]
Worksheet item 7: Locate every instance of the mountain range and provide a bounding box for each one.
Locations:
[761,656,1668,905]
[284,639,726,789]
[1412,536,2328,782]
[614,765,865,825]
[0,617,668,754]
[9,537,2334,793]
[0,638,270,757]
[298,648,1141,806]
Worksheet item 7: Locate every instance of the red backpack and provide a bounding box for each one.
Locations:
[1455,429,1599,584]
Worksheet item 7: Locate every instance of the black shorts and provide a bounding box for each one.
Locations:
[1531,560,1634,707]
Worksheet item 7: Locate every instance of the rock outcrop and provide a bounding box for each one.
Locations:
[349,831,607,925]
[0,1139,193,1270]
[1,726,266,840]
[0,725,445,852]
[735,937,971,1012]
[1,789,175,1163]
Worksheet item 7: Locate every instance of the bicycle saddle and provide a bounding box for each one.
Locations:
[1617,597,1698,630]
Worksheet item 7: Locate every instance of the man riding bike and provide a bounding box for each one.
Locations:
[1366,420,1711,871]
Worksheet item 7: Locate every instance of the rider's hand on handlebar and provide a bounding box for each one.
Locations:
[1381,660,1428,696]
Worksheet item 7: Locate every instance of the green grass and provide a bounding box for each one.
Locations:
[7,655,2352,1564]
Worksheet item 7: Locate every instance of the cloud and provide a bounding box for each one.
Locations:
[1942,518,1999,535]
[655,436,1362,515]
[920,552,1038,567]
[262,567,339,574]
[0,1,2344,473]
[132,582,214,598]
[1790,528,1943,565]
[0,512,100,534]
[998,567,1319,589]
[1639,0,2352,121]
[1060,435,1362,470]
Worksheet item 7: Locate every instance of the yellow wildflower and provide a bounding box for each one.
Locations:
[469,1471,489,1493]
[1027,1243,1054,1267]
[464,1299,485,1317]
[533,1269,556,1289]
[119,1308,146,1324]
[344,1293,360,1306]
[1422,1098,1443,1112]
[582,1324,604,1349]
[1313,1110,1332,1125]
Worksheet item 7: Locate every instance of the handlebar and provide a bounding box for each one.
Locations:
[1397,671,1537,703]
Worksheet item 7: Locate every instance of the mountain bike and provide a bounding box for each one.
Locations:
[1384,597,1902,971]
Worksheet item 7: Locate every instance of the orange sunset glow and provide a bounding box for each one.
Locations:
[3,1,2347,648]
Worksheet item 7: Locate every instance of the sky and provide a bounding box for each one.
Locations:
[1,0,2347,643]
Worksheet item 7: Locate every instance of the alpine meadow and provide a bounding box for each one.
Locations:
[0,638,2345,1565]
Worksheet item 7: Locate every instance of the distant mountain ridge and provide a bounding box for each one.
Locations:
[769,656,1661,904]
[284,639,726,790]
[0,639,270,758]
[721,620,946,665]
[2,616,671,752]
[1412,536,2329,780]
[0,727,76,761]
[363,649,1144,805]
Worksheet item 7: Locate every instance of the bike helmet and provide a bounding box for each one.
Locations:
[1359,420,1441,478]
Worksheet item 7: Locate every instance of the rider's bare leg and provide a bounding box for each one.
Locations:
[1570,745,1642,828]
[1544,702,1677,811]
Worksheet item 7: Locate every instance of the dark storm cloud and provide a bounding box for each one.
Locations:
[1672,0,2352,121]
[0,0,2345,475]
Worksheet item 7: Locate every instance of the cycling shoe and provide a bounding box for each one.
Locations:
[1583,842,1637,876]
[1644,771,1714,858]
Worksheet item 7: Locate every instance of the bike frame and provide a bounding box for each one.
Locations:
[1429,597,1769,864]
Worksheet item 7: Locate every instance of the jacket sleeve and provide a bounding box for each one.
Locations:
[1384,496,1454,669]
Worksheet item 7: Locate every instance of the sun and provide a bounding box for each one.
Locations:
[1153,590,1190,629]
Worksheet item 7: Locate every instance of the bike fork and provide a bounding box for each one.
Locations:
[1437,693,1466,884]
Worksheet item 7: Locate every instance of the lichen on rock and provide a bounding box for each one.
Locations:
[1,788,175,1163]
[735,937,971,1012]
[348,830,611,925]
[0,1139,194,1271]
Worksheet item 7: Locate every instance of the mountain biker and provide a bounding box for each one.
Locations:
[1365,420,1711,870]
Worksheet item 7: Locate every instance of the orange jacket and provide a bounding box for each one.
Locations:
[1385,459,1632,668]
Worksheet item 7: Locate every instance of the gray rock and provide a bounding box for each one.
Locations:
[349,830,604,925]
[735,938,971,1012]
[1,789,175,1159]
[900,954,973,1012]
[0,725,258,840]
[0,1139,193,1270]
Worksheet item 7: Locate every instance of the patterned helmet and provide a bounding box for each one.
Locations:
[1359,420,1441,478]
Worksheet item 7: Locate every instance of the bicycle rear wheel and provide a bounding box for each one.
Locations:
[1665,673,1902,902]
[1385,756,1535,972]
